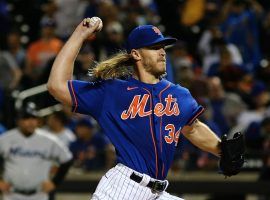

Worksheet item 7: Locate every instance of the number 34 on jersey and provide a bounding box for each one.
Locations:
[164,124,181,146]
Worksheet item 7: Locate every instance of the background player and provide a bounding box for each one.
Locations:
[47,17,243,199]
[0,103,73,200]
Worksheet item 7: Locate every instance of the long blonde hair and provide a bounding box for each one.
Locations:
[88,51,135,80]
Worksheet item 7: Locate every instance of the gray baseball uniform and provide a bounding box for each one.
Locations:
[0,128,72,200]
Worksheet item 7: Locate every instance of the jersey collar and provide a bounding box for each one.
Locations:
[128,77,170,90]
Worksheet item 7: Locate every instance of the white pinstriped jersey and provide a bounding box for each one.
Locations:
[0,128,72,191]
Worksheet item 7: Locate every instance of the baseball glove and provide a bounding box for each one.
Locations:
[219,132,245,177]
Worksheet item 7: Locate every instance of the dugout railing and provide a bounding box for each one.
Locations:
[13,83,62,117]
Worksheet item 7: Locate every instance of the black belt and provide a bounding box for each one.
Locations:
[130,172,168,192]
[14,188,37,195]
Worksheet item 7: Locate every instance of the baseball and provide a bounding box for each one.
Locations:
[90,17,103,32]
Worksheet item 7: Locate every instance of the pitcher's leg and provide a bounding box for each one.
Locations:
[156,191,184,200]
[92,165,156,200]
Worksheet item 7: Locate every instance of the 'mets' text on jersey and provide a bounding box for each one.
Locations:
[68,77,204,180]
[121,94,180,119]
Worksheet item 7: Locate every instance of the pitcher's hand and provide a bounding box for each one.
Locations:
[73,17,103,41]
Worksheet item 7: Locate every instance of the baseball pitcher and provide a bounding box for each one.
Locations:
[47,17,245,200]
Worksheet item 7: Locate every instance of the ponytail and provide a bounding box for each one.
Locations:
[88,51,134,80]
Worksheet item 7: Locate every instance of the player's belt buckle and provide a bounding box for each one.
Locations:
[150,180,167,193]
[129,172,167,193]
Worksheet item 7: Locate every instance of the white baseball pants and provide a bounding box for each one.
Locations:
[92,163,184,200]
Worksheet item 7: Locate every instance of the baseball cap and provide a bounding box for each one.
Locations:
[17,102,39,119]
[126,25,177,53]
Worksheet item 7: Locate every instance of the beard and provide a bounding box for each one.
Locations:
[143,59,166,78]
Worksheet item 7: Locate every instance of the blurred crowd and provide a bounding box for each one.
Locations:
[1,0,270,178]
